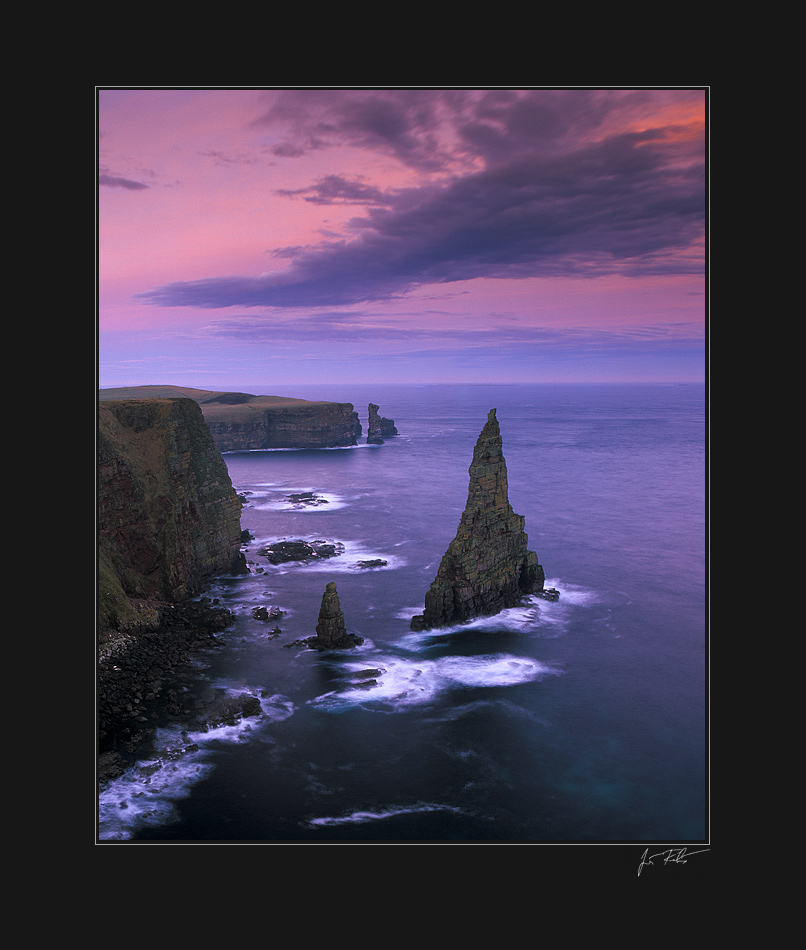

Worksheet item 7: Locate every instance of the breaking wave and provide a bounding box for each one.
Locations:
[395,578,601,640]
[240,483,350,512]
[307,802,464,827]
[309,653,559,713]
[255,537,405,574]
[98,689,294,841]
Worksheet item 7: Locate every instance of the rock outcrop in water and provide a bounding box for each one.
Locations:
[366,403,398,444]
[410,408,546,630]
[259,539,344,564]
[311,582,364,649]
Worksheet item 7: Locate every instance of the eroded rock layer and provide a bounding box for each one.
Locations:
[410,409,545,630]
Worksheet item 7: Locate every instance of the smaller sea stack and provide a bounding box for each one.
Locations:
[313,582,363,649]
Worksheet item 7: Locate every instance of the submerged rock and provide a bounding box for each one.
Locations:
[286,491,329,507]
[194,692,262,731]
[410,408,546,630]
[252,605,285,622]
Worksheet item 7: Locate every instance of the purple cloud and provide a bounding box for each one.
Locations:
[138,90,705,310]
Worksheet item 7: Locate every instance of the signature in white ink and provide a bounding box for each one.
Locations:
[638,847,710,876]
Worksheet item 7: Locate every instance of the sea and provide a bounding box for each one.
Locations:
[97,382,707,846]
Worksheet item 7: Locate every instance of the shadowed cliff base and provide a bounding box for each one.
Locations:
[411,408,547,630]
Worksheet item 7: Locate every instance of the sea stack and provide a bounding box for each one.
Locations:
[410,409,545,630]
[313,582,363,649]
[367,403,398,444]
[367,404,384,444]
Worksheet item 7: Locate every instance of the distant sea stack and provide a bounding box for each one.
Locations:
[99,386,362,452]
[410,409,546,630]
[312,582,364,649]
[366,403,398,444]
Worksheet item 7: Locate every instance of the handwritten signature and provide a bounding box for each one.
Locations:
[638,847,709,876]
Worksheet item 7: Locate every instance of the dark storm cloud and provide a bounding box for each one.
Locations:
[257,88,457,172]
[138,90,705,310]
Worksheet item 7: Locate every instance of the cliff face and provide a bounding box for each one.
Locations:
[98,398,246,630]
[206,401,362,452]
[411,409,545,630]
[98,387,362,452]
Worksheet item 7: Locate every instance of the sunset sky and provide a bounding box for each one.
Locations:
[97,87,707,390]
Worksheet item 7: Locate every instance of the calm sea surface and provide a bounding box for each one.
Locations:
[98,383,707,844]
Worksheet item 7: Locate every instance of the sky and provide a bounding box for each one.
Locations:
[97,87,707,391]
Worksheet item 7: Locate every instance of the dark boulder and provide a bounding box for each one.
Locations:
[259,539,344,564]
[194,692,262,731]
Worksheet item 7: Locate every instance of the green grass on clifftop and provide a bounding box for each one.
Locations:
[98,385,341,420]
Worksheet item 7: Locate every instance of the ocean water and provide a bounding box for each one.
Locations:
[98,383,707,844]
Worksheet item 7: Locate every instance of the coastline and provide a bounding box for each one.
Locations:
[97,598,235,785]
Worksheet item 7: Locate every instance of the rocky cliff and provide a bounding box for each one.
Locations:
[410,409,545,630]
[98,397,251,760]
[99,386,362,452]
[206,399,362,452]
[98,397,246,629]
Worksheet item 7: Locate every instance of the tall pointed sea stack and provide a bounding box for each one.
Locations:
[410,409,545,630]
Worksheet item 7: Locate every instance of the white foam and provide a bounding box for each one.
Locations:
[98,750,215,841]
[395,602,545,645]
[253,491,349,512]
[258,538,404,574]
[98,687,294,841]
[540,579,599,607]
[308,802,464,827]
[225,443,374,454]
[397,582,601,642]
[309,653,558,713]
